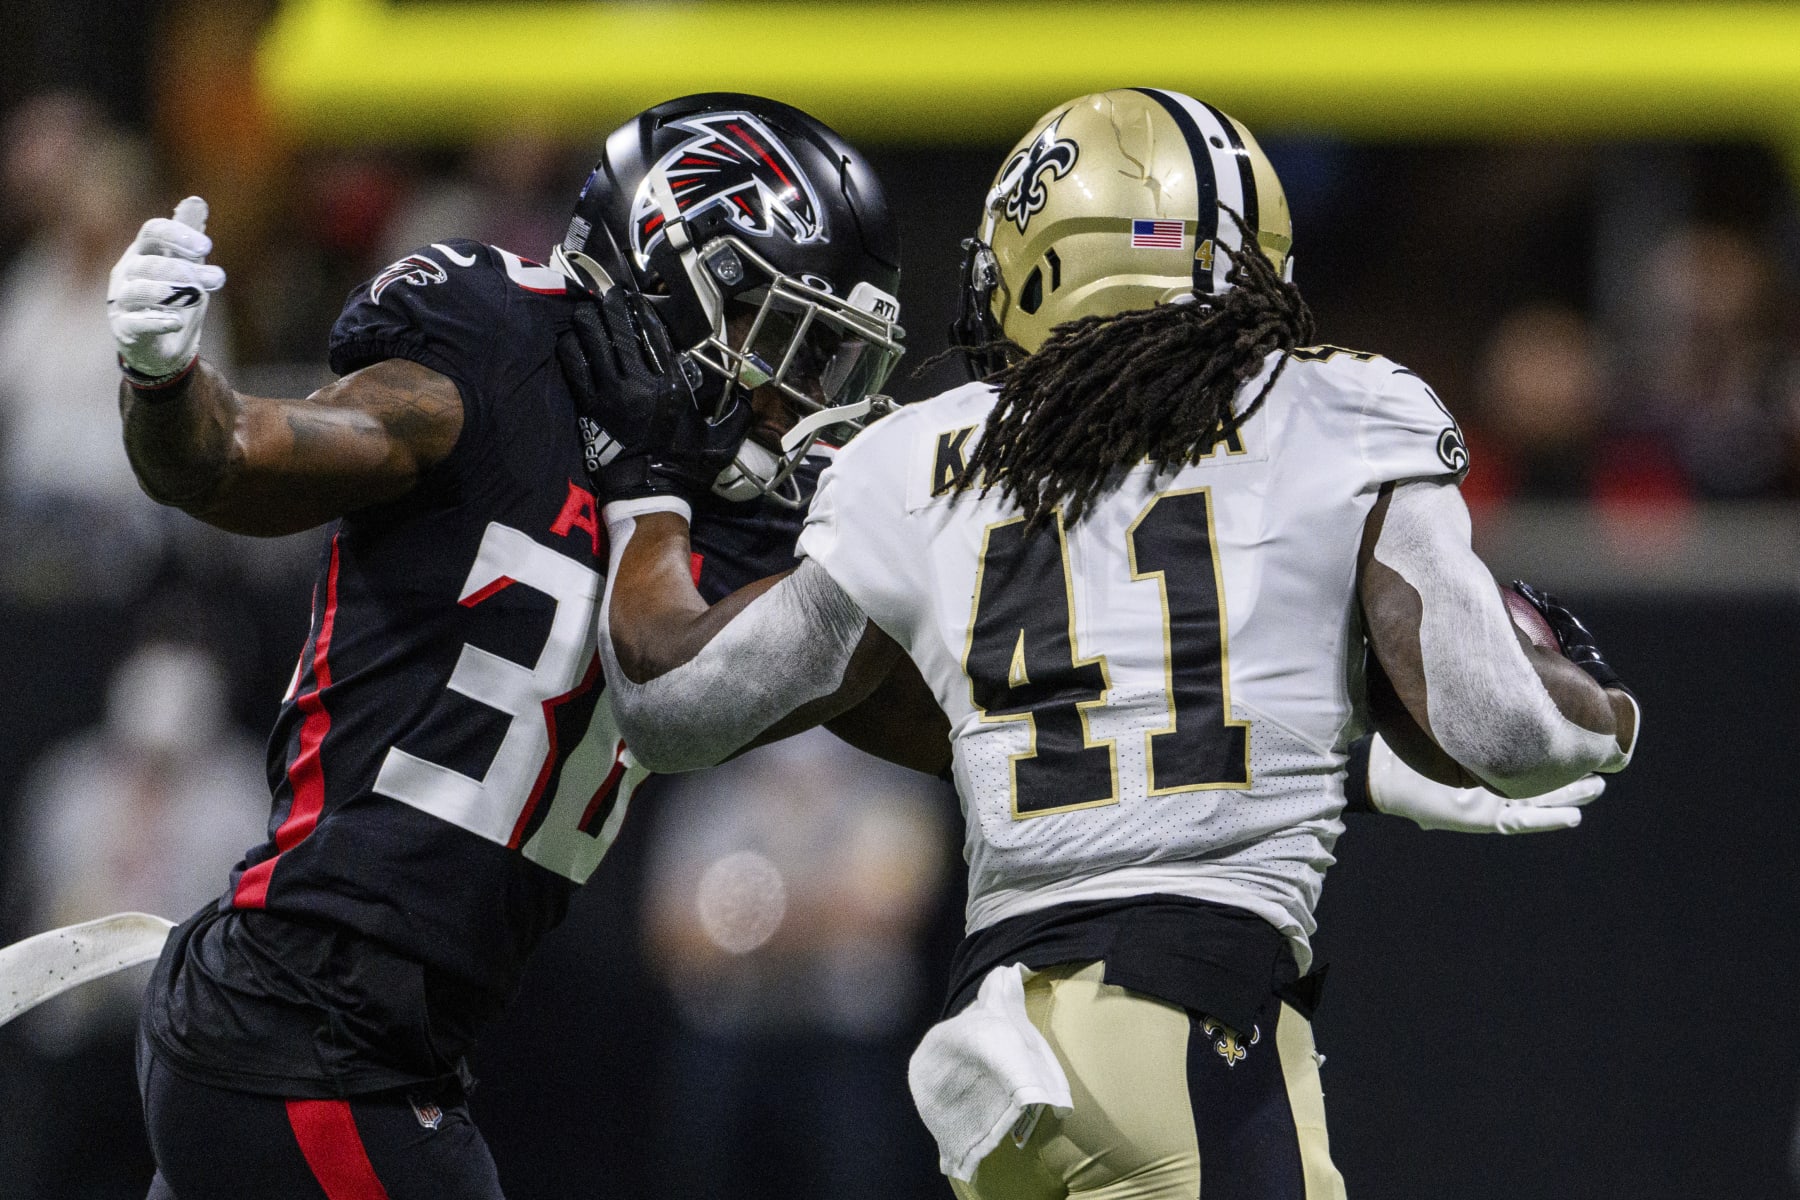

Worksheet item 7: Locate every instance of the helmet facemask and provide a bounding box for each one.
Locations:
[684,236,904,506]
[951,235,1015,381]
[554,228,904,508]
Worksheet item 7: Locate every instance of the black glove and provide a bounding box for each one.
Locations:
[556,288,751,505]
[1508,580,1632,696]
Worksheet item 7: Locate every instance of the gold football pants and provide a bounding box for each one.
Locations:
[949,962,1346,1200]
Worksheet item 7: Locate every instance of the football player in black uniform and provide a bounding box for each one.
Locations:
[106,94,906,1199]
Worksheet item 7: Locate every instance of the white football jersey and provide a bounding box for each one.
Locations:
[798,347,1464,969]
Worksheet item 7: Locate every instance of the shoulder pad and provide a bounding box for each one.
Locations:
[328,242,570,381]
[1355,359,1468,483]
[1285,344,1398,384]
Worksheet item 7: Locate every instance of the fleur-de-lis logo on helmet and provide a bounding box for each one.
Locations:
[994,114,1079,234]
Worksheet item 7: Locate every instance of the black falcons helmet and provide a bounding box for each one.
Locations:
[554,94,905,506]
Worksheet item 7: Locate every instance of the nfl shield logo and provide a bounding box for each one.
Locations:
[411,1096,445,1131]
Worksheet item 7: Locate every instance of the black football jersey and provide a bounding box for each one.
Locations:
[143,241,815,1096]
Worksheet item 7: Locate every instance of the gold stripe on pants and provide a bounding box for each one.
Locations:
[948,962,1346,1200]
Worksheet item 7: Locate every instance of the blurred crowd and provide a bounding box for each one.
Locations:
[0,62,1797,617]
[1461,225,1800,510]
[0,108,1794,626]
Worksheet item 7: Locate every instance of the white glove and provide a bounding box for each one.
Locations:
[1366,734,1603,833]
[107,196,226,384]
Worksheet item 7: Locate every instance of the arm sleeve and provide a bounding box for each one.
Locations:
[599,506,874,774]
[1371,478,1630,796]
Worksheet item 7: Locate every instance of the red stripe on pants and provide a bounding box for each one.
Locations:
[235,534,343,908]
[284,1099,391,1200]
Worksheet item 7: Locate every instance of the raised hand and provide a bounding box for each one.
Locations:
[108,196,226,386]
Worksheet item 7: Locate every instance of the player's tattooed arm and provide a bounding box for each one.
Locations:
[120,357,463,537]
[1358,479,1638,797]
[602,507,929,773]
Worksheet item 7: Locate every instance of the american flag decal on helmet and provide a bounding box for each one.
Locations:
[628,112,825,266]
[1130,219,1185,248]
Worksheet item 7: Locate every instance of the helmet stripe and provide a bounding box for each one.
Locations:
[1132,88,1213,294]
[1131,89,1248,295]
[1197,100,1260,253]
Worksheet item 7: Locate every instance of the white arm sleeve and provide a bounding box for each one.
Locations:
[599,508,871,774]
[1371,479,1629,797]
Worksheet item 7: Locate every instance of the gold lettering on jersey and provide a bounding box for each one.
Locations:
[1008,631,1031,688]
[1195,238,1216,272]
[932,425,978,496]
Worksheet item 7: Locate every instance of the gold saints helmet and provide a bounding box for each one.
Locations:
[951,88,1293,377]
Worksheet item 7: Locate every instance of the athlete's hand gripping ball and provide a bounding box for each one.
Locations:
[1366,733,1604,833]
[1508,580,1631,695]
[107,196,226,385]
[557,288,751,505]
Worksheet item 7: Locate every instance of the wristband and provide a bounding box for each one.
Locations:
[119,354,197,398]
[602,495,694,527]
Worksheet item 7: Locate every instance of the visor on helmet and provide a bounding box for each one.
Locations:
[687,238,904,507]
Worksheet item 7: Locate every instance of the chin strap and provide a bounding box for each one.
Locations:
[713,396,878,507]
[551,245,615,295]
[781,396,873,454]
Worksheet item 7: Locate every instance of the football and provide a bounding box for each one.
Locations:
[1502,584,1561,651]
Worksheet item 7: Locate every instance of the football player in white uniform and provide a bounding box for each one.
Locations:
[583,89,1640,1199]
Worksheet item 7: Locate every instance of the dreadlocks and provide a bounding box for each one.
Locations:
[958,211,1315,528]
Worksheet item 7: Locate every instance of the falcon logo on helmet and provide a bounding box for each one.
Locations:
[994,114,1078,234]
[628,113,825,267]
[370,253,449,305]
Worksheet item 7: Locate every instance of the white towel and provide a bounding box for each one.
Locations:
[0,912,173,1027]
[907,963,1073,1181]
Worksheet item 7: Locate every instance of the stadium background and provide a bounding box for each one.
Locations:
[0,2,1797,1197]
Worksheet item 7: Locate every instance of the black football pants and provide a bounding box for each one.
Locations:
[140,1044,504,1200]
